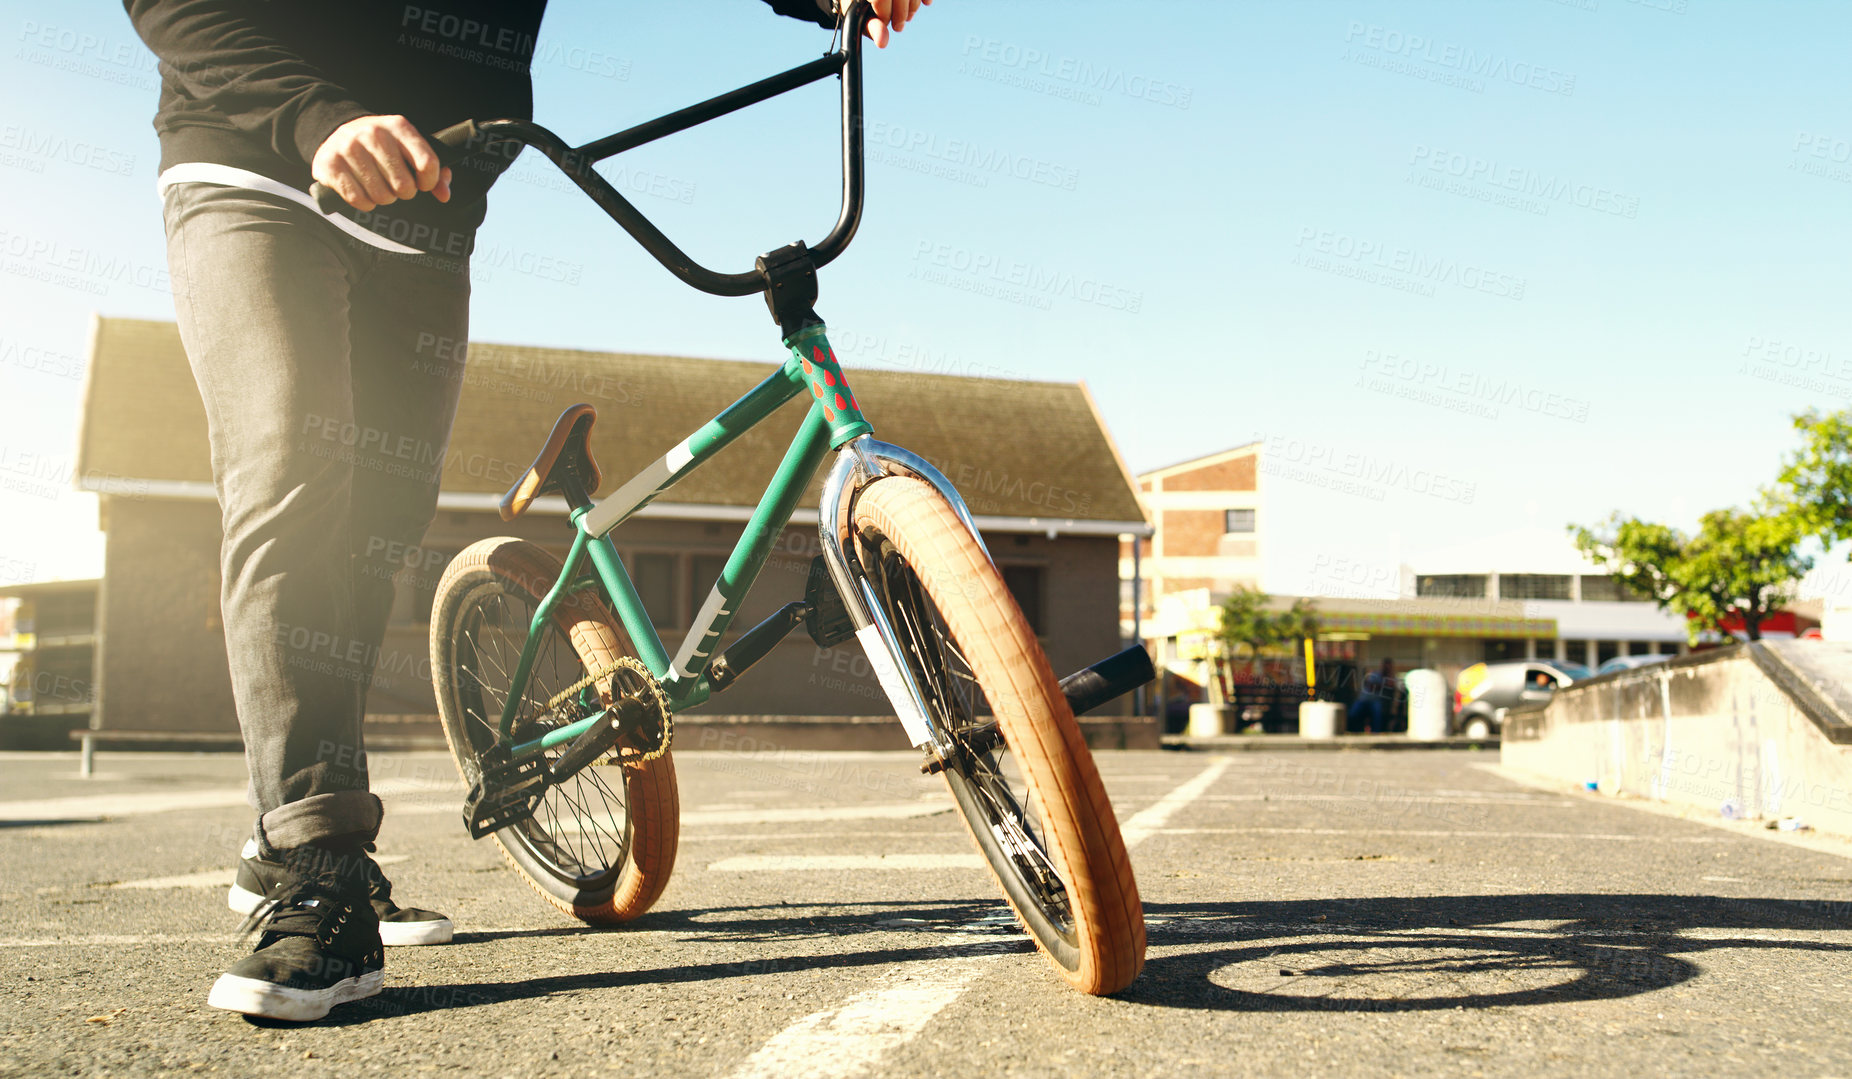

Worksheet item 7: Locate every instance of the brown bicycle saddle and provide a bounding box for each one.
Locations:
[500,403,603,520]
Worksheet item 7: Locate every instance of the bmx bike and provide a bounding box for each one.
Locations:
[315,4,1152,995]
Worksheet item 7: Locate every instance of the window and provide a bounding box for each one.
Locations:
[1224,508,1256,534]
[1596,640,1621,666]
[689,553,728,610]
[1498,574,1572,601]
[33,592,94,637]
[1417,574,1487,599]
[1001,564,1046,636]
[1483,639,1527,663]
[633,553,679,628]
[1579,575,1626,602]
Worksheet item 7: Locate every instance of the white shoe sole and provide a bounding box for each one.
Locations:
[377,917,454,946]
[229,884,454,946]
[207,969,385,1022]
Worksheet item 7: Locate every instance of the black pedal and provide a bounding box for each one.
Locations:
[804,555,856,647]
[462,750,549,839]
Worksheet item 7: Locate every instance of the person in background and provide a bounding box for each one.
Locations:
[1350,658,1397,733]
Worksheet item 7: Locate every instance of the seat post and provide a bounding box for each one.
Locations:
[556,470,595,513]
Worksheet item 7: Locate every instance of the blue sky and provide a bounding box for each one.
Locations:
[1,0,1847,596]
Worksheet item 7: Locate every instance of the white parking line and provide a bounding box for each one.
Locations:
[1120,757,1233,847]
[1160,827,1723,841]
[108,869,234,891]
[707,853,985,872]
[0,923,541,949]
[0,789,248,822]
[721,757,1233,1078]
[727,959,999,1079]
[561,800,957,835]
[108,855,408,891]
[681,830,965,842]
[1195,793,1576,806]
[682,801,955,826]
[0,778,456,823]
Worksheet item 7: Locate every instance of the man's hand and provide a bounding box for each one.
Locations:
[858,0,929,48]
[312,115,452,213]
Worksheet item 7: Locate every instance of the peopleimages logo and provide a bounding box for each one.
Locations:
[1343,22,1576,97]
[1409,145,1639,219]
[957,36,1193,109]
[910,241,1144,313]
[866,121,1081,191]
[1293,227,1527,301]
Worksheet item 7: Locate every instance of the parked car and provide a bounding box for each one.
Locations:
[1595,653,1675,677]
[1453,659,1592,738]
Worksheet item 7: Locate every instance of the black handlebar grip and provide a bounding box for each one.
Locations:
[310,181,346,215]
[1059,646,1156,717]
[307,119,483,215]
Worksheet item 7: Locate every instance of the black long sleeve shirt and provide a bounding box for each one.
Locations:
[126,0,835,239]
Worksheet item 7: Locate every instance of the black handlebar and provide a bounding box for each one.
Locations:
[309,3,869,297]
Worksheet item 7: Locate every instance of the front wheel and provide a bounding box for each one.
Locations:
[429,537,678,924]
[852,477,1145,994]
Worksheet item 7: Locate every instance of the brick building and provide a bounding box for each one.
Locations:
[1119,442,1262,638]
[74,317,1151,743]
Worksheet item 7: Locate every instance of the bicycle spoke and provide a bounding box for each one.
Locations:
[869,538,1075,937]
[449,576,634,887]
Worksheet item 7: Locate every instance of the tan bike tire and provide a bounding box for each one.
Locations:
[852,477,1145,994]
[430,537,678,924]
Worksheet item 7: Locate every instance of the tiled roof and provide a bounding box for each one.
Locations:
[78,317,1146,524]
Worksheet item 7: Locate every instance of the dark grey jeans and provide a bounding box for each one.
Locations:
[162,183,472,851]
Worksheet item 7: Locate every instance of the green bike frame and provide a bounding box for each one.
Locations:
[494,324,874,760]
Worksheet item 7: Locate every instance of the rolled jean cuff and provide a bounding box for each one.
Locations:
[258,791,383,853]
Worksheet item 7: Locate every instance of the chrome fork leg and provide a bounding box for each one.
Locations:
[816,435,990,756]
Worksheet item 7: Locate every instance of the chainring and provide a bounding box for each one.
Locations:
[543,655,673,764]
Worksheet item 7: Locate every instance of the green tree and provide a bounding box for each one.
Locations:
[1570,509,1812,643]
[1777,408,1852,545]
[1215,586,1316,663]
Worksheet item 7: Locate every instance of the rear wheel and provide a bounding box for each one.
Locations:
[852,477,1145,994]
[430,538,678,923]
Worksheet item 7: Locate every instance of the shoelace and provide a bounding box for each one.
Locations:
[233,875,358,945]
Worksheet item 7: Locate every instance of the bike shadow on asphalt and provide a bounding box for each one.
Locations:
[1120,893,1852,1012]
[300,892,1852,1024]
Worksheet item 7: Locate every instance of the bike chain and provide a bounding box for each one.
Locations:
[544,655,673,764]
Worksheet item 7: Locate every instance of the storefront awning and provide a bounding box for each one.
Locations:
[1313,612,1557,639]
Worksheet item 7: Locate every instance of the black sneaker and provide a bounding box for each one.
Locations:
[230,838,454,946]
[207,844,385,1022]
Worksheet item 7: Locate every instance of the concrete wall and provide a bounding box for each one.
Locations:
[1501,642,1852,836]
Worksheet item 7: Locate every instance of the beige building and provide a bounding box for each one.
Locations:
[1119,443,1262,639]
[0,579,98,748]
[1124,445,1696,732]
[75,317,1151,742]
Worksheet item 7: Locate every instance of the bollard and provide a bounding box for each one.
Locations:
[1406,669,1450,740]
[1187,702,1235,737]
[1298,701,1342,739]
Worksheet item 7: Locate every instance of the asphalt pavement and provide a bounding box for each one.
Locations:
[3,747,1851,1078]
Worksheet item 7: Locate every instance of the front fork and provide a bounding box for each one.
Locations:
[815,432,992,765]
